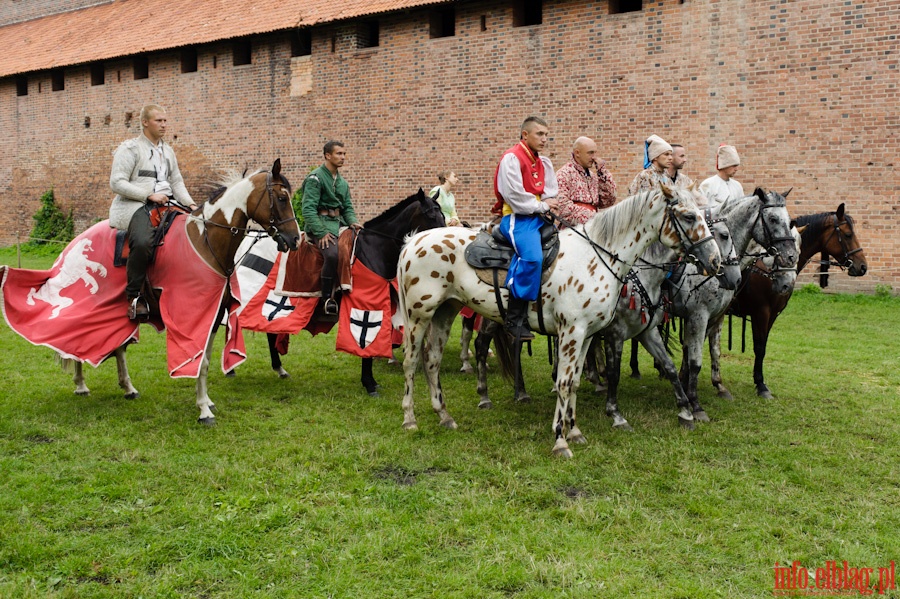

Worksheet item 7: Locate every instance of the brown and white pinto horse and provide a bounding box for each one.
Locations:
[1,160,300,425]
[729,203,867,398]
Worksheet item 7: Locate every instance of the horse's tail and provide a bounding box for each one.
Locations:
[489,322,518,381]
[56,354,76,372]
[396,255,409,342]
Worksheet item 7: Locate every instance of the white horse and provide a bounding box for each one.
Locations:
[398,186,722,458]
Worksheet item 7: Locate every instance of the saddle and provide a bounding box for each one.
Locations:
[463,219,560,288]
[113,208,182,267]
[275,229,354,297]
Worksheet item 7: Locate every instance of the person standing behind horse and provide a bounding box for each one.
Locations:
[667,144,695,189]
[110,104,197,320]
[699,144,745,208]
[627,134,674,196]
[493,116,559,341]
[430,170,462,226]
[554,136,617,228]
[301,140,361,315]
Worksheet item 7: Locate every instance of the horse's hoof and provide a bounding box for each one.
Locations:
[679,416,695,430]
[74,390,90,397]
[757,389,774,400]
[613,422,634,432]
[367,389,380,397]
[552,446,574,459]
[460,364,474,374]
[225,370,236,378]
[478,400,493,410]
[198,417,217,427]
[693,410,710,423]
[124,392,139,400]
[402,421,418,431]
[594,384,607,394]
[439,418,458,430]
[568,434,587,445]
[278,371,290,380]
[515,394,532,404]
[630,372,642,380]
[717,390,734,401]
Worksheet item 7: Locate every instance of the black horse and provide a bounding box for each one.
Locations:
[259,189,446,395]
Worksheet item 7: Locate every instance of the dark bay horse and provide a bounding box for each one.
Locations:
[729,203,867,398]
[1,160,301,424]
[256,190,445,394]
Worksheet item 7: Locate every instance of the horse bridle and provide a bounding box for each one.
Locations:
[660,196,716,271]
[822,213,863,268]
[749,193,795,268]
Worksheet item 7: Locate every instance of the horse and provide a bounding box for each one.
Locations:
[398,185,722,458]
[599,205,743,431]
[728,203,867,398]
[0,160,301,425]
[239,190,446,394]
[667,189,797,409]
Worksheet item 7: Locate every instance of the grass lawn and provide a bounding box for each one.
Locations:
[1,249,898,598]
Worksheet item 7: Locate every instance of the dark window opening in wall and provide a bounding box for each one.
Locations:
[331,34,336,52]
[233,39,252,66]
[91,63,105,86]
[609,0,642,14]
[51,69,64,91]
[430,8,456,38]
[358,20,379,48]
[292,30,312,56]
[213,55,218,68]
[181,47,198,73]
[16,75,28,96]
[513,0,542,26]
[481,15,487,31]
[133,55,149,79]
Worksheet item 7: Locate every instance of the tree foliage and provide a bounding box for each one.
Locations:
[29,188,74,245]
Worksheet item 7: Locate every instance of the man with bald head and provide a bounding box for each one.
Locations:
[554,136,618,227]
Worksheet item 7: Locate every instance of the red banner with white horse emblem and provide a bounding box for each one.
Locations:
[335,260,393,358]
[0,219,246,377]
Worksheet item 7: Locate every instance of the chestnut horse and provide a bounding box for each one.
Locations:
[729,203,867,398]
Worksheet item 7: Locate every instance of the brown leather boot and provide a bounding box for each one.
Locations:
[127,296,150,320]
[505,298,534,341]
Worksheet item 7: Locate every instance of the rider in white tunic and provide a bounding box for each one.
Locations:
[699,144,745,208]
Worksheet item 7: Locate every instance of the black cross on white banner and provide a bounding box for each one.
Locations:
[263,291,295,321]
[350,309,383,348]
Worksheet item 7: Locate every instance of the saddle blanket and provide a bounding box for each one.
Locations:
[0,218,246,377]
[236,235,396,358]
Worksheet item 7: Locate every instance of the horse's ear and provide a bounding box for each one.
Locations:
[836,202,845,219]
[272,158,282,178]
[789,219,797,229]
[781,187,792,198]
[795,224,808,235]
[754,187,767,202]
[659,182,673,199]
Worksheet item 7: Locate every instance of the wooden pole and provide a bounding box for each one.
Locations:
[16,231,21,268]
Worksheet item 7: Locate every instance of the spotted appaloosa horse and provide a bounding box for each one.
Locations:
[729,203,867,398]
[668,189,797,408]
[398,185,722,458]
[3,160,301,425]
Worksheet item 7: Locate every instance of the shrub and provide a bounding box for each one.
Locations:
[874,283,893,298]
[29,189,74,245]
[796,284,823,295]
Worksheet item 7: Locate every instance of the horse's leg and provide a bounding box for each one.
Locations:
[680,316,706,411]
[629,339,642,379]
[114,346,139,399]
[267,333,289,379]
[474,322,494,409]
[553,331,589,457]
[707,315,732,400]
[603,335,632,431]
[639,328,697,427]
[752,307,775,399]
[584,335,607,393]
[459,314,475,374]
[511,338,530,404]
[361,358,379,396]
[401,314,432,430]
[195,329,218,425]
[422,304,459,429]
[72,360,90,396]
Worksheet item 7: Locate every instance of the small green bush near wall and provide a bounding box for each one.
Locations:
[29,189,74,246]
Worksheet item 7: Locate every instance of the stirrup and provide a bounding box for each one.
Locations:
[323,298,339,316]
[127,296,150,321]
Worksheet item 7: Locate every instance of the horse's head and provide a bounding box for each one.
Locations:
[824,203,867,276]
[246,159,301,252]
[750,188,797,270]
[411,188,447,232]
[364,189,446,238]
[659,185,721,276]
[703,208,742,291]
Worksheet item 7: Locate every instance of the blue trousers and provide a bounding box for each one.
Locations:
[499,213,543,301]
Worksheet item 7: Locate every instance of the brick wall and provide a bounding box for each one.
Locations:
[0,0,897,292]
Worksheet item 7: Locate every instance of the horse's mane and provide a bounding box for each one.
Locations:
[583,188,660,247]
[203,168,292,204]
[793,211,851,244]
[364,191,423,228]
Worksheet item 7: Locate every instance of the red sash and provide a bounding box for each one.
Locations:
[492,142,546,215]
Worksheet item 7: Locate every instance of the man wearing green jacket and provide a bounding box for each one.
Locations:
[301,140,361,315]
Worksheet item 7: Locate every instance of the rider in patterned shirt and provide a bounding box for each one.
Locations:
[554,136,618,228]
[627,134,674,196]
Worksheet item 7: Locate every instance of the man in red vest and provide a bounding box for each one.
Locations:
[493,116,559,340]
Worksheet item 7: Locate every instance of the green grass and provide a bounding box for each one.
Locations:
[1,251,898,598]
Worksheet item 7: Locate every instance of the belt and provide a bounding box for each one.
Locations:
[573,201,598,211]
[318,208,342,217]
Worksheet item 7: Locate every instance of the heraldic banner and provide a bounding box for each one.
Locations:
[335,260,394,359]
[0,218,246,377]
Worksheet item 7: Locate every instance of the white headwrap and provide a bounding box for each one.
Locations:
[716,145,740,169]
[644,135,673,168]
